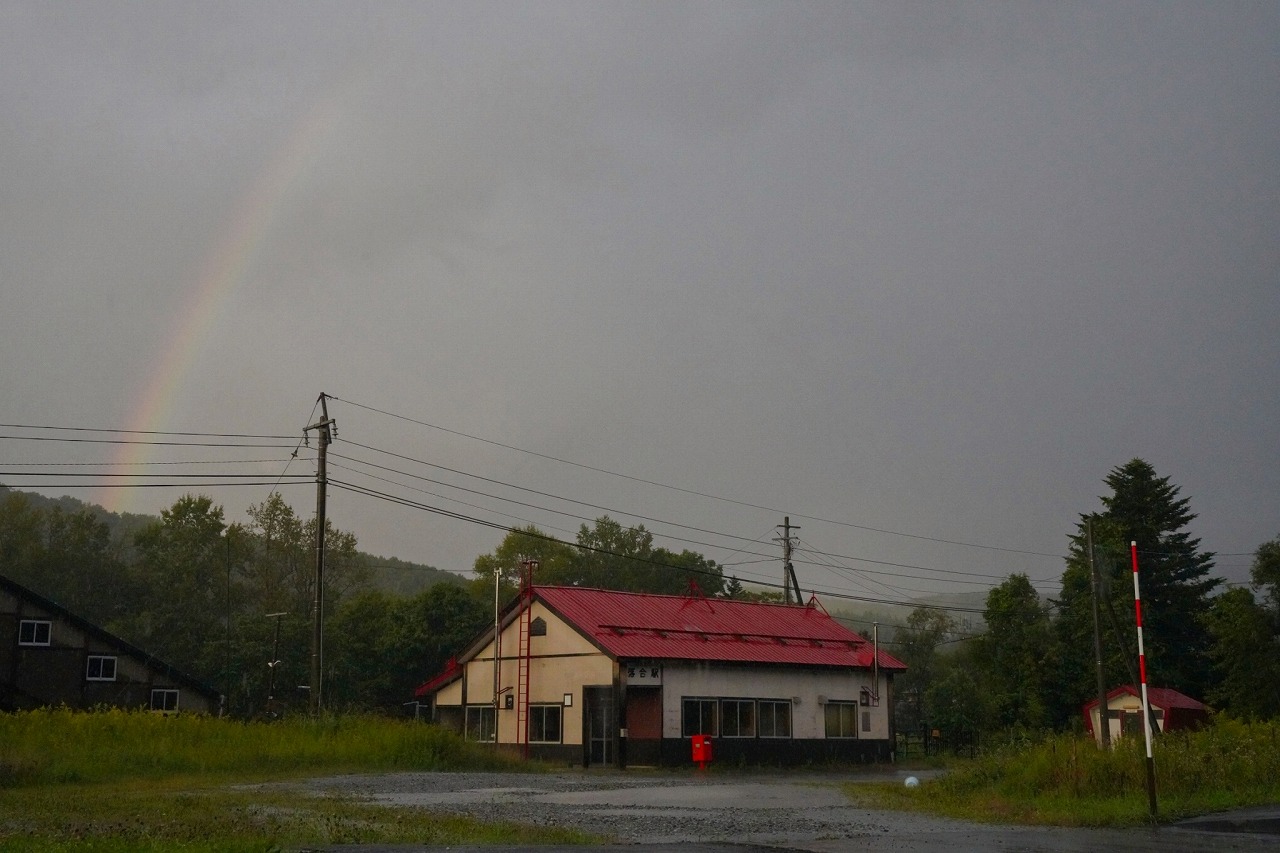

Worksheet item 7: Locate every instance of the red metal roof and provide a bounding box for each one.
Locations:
[536,586,907,671]
[1083,684,1209,713]
[414,656,461,698]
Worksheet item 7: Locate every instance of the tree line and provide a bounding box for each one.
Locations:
[2,457,1277,732]
[892,459,1280,744]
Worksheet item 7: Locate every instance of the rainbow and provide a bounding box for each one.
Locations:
[101,93,344,513]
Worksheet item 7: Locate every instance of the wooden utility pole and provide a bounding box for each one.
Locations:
[777,517,803,605]
[1087,517,1111,748]
[306,394,334,714]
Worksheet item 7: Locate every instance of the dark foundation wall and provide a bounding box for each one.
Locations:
[645,737,892,768]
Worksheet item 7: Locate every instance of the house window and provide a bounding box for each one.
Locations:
[681,698,718,737]
[529,617,547,637]
[758,700,792,738]
[824,701,858,738]
[465,706,496,742]
[150,689,179,712]
[529,705,562,743]
[86,656,117,681]
[18,620,51,647]
[720,699,756,738]
[861,710,872,733]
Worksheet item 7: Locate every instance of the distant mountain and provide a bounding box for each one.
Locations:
[0,485,464,596]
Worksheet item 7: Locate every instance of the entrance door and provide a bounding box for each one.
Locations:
[585,687,613,766]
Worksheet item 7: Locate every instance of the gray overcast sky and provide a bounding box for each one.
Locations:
[3,2,1277,606]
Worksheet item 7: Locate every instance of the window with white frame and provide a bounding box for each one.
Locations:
[18,620,51,647]
[529,704,562,743]
[681,697,718,737]
[86,656,117,681]
[758,700,792,738]
[465,705,496,741]
[824,701,858,738]
[150,689,179,712]
[720,699,757,738]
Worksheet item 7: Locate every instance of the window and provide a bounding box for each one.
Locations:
[681,698,717,737]
[720,699,756,738]
[758,700,792,738]
[824,701,858,738]
[529,617,547,636]
[529,705,562,743]
[86,656,117,681]
[465,706,496,742]
[18,620,51,647]
[862,710,872,733]
[150,689,179,712]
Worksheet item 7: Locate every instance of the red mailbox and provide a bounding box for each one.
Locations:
[691,734,713,768]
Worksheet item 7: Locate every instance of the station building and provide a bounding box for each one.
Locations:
[416,585,905,767]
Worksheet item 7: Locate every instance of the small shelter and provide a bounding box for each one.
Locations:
[415,584,905,767]
[1083,685,1210,745]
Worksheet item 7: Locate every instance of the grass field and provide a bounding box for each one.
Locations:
[851,718,1280,826]
[0,708,597,851]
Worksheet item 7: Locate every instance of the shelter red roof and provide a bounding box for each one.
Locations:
[535,586,907,671]
[1083,684,1209,713]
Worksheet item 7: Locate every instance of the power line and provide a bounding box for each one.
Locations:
[328,476,990,615]
[329,394,1063,559]
[0,423,299,439]
[0,435,295,449]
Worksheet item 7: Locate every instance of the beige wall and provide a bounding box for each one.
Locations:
[441,600,613,746]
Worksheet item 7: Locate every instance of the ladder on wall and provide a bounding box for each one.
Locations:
[515,559,538,758]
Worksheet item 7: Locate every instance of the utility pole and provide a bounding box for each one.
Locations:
[305,393,335,715]
[265,611,287,717]
[1087,517,1111,748]
[776,517,803,605]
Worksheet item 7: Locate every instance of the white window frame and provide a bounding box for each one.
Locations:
[720,699,757,738]
[86,655,117,682]
[824,701,858,739]
[758,700,793,739]
[150,689,179,712]
[681,697,718,737]
[465,705,496,742]
[529,704,563,743]
[18,620,51,647]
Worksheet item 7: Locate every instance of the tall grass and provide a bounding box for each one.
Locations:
[0,710,597,851]
[854,719,1280,826]
[0,708,524,786]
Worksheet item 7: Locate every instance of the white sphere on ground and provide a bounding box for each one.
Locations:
[904,776,919,787]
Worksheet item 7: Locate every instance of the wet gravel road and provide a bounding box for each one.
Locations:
[270,768,1280,852]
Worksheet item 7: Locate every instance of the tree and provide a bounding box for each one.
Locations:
[471,524,575,594]
[119,494,230,676]
[1204,587,1280,720]
[241,493,369,617]
[892,607,955,735]
[542,516,725,595]
[1055,460,1219,716]
[1253,536,1280,613]
[977,573,1055,730]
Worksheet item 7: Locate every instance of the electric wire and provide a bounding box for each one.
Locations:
[329,394,1064,559]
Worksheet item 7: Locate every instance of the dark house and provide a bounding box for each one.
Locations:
[0,574,221,714]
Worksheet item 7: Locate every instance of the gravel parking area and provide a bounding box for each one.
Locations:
[268,769,1280,852]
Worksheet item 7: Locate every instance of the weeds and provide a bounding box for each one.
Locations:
[0,709,595,851]
[850,719,1280,827]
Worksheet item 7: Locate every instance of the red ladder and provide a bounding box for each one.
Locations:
[515,559,538,757]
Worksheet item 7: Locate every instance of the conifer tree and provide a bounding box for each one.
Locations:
[1055,459,1219,716]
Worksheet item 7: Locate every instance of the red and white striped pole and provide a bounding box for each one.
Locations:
[1131,541,1158,817]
